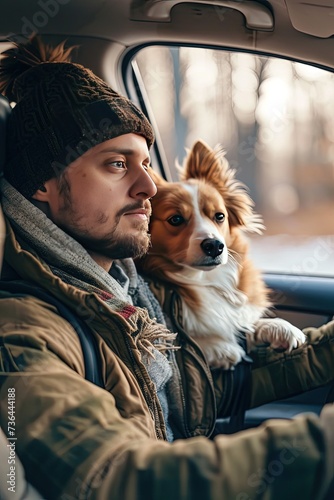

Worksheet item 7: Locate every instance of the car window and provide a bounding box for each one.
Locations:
[128,45,334,278]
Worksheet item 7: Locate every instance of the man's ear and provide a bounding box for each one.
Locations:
[31,183,50,202]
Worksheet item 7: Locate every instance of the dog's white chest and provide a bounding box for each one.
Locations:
[169,261,265,341]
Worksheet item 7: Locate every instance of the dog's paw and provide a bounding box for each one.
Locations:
[250,318,306,352]
[204,342,246,370]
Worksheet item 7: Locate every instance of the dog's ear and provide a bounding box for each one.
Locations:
[181,140,233,189]
[223,183,264,233]
[180,140,221,182]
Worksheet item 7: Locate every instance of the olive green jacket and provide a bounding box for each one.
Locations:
[0,223,333,499]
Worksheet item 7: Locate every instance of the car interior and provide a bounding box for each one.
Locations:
[0,0,334,430]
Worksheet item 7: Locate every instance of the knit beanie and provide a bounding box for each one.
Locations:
[0,36,155,198]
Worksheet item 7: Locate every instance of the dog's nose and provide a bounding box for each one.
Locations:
[201,238,224,258]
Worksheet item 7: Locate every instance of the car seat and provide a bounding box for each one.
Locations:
[0,94,11,173]
[0,94,11,274]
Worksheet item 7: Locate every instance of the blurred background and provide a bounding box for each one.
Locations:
[133,46,334,276]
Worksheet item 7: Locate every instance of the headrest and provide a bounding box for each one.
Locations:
[0,94,11,173]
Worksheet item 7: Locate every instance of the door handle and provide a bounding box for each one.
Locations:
[131,0,274,31]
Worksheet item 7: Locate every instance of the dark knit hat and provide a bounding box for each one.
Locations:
[0,36,154,198]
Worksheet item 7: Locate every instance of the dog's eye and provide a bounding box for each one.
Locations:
[214,212,225,223]
[167,215,185,226]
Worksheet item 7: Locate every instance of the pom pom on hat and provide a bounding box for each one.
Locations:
[0,36,76,102]
[0,35,155,198]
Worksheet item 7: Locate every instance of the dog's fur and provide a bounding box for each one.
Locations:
[139,140,305,369]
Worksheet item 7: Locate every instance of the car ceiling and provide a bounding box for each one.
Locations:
[0,0,334,86]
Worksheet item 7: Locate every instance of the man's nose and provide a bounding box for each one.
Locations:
[131,167,157,199]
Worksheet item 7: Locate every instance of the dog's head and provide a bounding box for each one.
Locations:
[144,140,263,273]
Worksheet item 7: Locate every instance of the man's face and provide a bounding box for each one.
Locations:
[38,133,157,263]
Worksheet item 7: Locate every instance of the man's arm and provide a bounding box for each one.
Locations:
[248,320,334,408]
[0,361,330,499]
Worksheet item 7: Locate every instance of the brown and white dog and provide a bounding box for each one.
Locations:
[139,140,306,369]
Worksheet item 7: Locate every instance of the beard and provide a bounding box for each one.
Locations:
[64,225,151,260]
[57,203,152,260]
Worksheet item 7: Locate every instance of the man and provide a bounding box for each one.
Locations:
[0,35,333,500]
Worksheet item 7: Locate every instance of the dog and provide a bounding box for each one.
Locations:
[139,140,306,369]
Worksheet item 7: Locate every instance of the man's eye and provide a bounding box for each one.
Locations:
[167,215,185,226]
[214,212,225,223]
[109,161,126,169]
